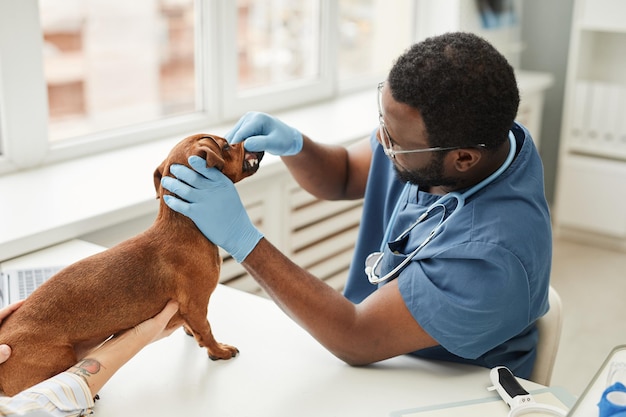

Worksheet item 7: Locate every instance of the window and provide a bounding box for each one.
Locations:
[338,0,415,90]
[219,0,333,118]
[41,0,199,143]
[0,0,415,173]
[236,1,321,90]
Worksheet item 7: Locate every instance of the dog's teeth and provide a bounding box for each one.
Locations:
[244,154,260,170]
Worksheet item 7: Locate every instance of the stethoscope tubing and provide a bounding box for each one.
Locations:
[368,131,517,285]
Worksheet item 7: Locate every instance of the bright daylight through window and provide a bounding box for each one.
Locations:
[40,0,198,142]
[22,0,413,157]
[338,0,413,86]
[236,1,321,91]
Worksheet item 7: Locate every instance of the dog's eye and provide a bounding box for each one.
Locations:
[222,143,232,152]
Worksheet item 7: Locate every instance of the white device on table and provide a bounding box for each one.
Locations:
[488,366,567,416]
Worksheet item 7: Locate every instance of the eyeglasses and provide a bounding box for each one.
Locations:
[377,82,486,159]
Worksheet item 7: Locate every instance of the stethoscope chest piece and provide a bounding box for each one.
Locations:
[365,251,384,283]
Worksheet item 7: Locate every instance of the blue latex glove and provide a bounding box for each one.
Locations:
[161,156,263,263]
[225,111,303,156]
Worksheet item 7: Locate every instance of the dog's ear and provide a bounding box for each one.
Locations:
[202,147,225,171]
[153,160,166,199]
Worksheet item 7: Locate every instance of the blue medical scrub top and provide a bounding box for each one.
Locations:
[344,123,552,378]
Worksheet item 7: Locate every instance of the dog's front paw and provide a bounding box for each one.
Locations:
[208,343,239,361]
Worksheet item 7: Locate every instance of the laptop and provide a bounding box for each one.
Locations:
[0,240,107,310]
[0,266,64,308]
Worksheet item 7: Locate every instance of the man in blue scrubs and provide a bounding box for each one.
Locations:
[162,32,552,379]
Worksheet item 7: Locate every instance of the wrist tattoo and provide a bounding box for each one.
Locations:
[71,358,102,382]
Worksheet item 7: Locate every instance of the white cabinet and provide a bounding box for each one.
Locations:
[554,0,626,248]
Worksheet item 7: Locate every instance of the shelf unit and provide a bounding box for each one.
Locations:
[554,0,626,248]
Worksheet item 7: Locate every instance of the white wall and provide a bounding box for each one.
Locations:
[520,0,575,204]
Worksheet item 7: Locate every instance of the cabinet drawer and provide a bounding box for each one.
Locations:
[555,156,626,237]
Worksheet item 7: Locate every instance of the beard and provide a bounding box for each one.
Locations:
[393,153,458,189]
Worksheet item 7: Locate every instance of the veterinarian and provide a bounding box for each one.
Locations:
[0,300,180,416]
[162,32,552,379]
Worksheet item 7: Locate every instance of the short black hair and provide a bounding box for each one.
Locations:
[387,32,519,150]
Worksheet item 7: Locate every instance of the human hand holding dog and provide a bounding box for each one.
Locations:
[161,156,263,262]
[0,300,23,364]
[69,300,180,397]
[226,111,303,156]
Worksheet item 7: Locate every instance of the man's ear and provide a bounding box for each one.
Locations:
[450,148,482,173]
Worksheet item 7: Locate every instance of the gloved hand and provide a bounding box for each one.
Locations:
[161,156,263,263]
[226,111,303,156]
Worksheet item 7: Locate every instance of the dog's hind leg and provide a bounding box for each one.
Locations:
[1,344,77,396]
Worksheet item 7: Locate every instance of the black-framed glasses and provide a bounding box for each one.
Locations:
[377,82,486,159]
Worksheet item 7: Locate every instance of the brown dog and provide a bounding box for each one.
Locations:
[0,134,263,396]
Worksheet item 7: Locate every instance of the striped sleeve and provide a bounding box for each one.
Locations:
[0,372,95,417]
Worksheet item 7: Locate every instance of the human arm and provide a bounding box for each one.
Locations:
[160,162,438,365]
[67,300,180,397]
[282,135,372,201]
[0,301,180,416]
[239,238,439,365]
[226,111,372,200]
[0,300,24,363]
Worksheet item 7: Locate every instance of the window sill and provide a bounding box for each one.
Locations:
[0,90,376,262]
[0,70,553,262]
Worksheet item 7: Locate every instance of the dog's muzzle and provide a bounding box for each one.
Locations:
[243,151,264,173]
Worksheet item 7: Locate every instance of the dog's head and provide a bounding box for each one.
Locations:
[153,133,264,197]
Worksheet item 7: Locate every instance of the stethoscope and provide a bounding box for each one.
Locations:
[364,131,517,285]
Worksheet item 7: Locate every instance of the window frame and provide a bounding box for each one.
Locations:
[218,0,337,120]
[0,0,49,172]
[0,0,416,175]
